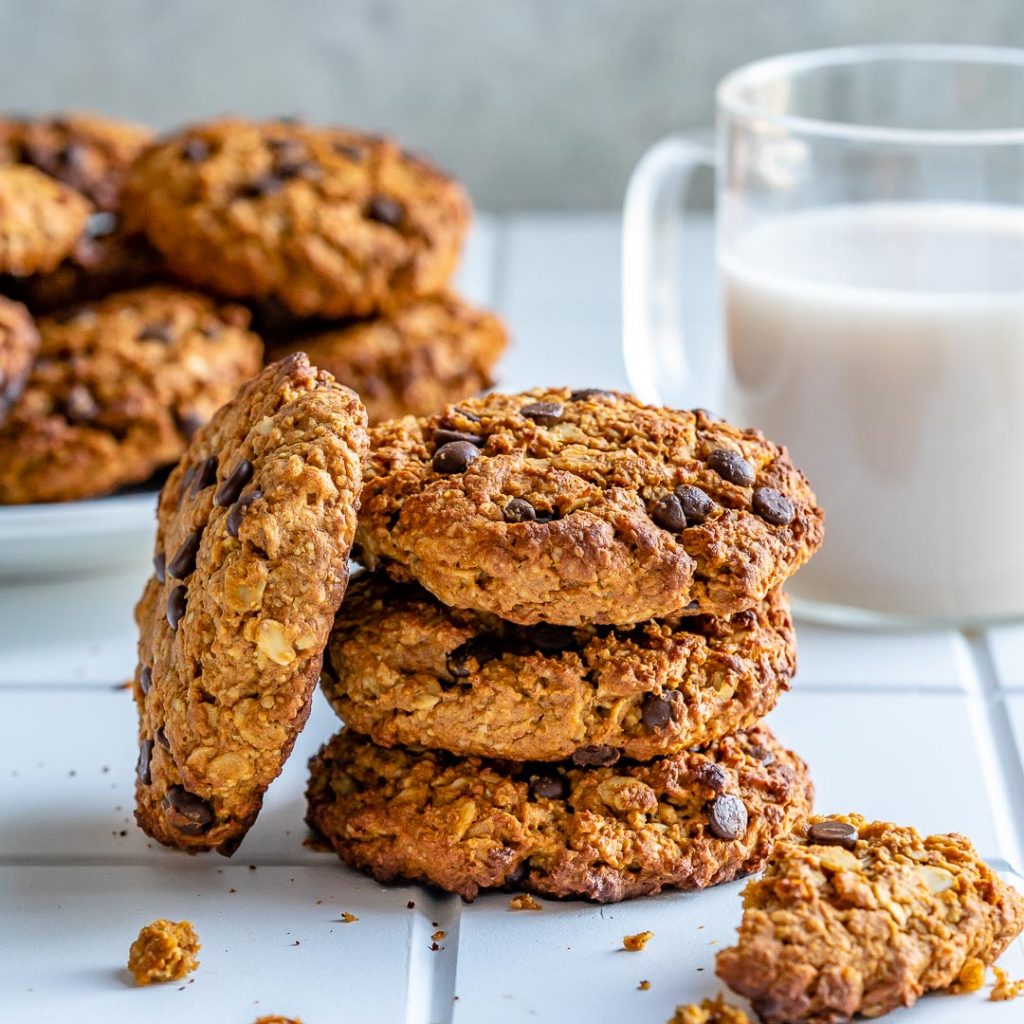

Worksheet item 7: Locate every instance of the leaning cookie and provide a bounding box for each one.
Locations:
[322,573,795,762]
[0,286,263,504]
[267,293,507,424]
[306,724,812,902]
[133,355,368,854]
[123,118,471,317]
[0,296,38,424]
[355,389,824,626]
[716,814,1024,1023]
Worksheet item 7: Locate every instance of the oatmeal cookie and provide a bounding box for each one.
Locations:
[267,293,507,423]
[127,918,200,985]
[322,574,795,762]
[355,389,824,625]
[715,814,1024,1023]
[123,118,470,317]
[0,295,38,423]
[0,286,263,504]
[133,355,367,854]
[306,724,812,902]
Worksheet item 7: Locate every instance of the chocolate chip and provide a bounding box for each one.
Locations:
[167,529,202,579]
[366,195,404,227]
[174,410,204,439]
[569,388,613,401]
[214,459,254,507]
[529,773,570,800]
[226,488,262,539]
[707,794,748,840]
[807,820,858,850]
[452,407,482,423]
[86,211,118,238]
[166,585,187,630]
[139,666,152,695]
[445,638,496,678]
[752,486,794,526]
[136,740,153,785]
[432,440,479,475]
[433,428,483,448]
[155,726,169,749]
[332,141,365,160]
[571,745,620,768]
[505,861,530,886]
[276,159,321,181]
[163,785,215,835]
[676,485,715,525]
[179,464,197,500]
[524,623,578,652]
[519,401,563,426]
[190,456,218,496]
[707,448,755,487]
[59,141,86,170]
[651,493,686,532]
[238,174,282,199]
[695,763,728,792]
[138,322,175,344]
[181,138,210,162]
[153,552,166,584]
[746,744,775,765]
[641,692,675,731]
[503,497,537,523]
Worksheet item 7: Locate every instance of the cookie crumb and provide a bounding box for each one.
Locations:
[432,929,446,941]
[339,912,359,923]
[509,893,542,912]
[127,919,200,986]
[638,979,651,991]
[992,965,1024,1001]
[430,942,441,952]
[667,995,752,1023]
[406,900,415,909]
[253,1017,303,1024]
[623,930,654,952]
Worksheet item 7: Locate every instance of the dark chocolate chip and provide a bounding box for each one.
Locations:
[138,322,175,344]
[529,773,570,800]
[519,401,564,425]
[503,497,537,523]
[136,739,153,785]
[746,744,775,765]
[807,820,858,850]
[163,785,215,836]
[505,861,530,886]
[433,428,483,448]
[167,529,202,579]
[640,692,675,731]
[332,141,365,160]
[569,388,613,401]
[445,638,497,679]
[676,485,716,525]
[432,440,479,475]
[238,174,282,199]
[366,195,404,227]
[179,464,197,500]
[166,585,187,630]
[651,493,686,532]
[276,159,321,181]
[152,552,166,584]
[707,793,748,840]
[452,407,482,423]
[139,666,152,695]
[752,486,795,526]
[226,488,262,539]
[59,141,86,169]
[214,459,254,507]
[181,138,210,162]
[571,745,620,768]
[524,623,578,653]
[190,456,218,496]
[155,726,169,749]
[174,410,204,439]
[695,763,728,792]
[707,448,755,487]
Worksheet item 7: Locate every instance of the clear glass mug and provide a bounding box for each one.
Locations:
[623,45,1024,626]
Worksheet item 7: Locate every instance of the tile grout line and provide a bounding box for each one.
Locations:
[961,630,1024,872]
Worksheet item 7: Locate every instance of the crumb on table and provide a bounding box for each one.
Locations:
[432,929,446,941]
[127,918,200,986]
[638,979,651,991]
[253,1017,303,1024]
[340,912,359,923]
[992,965,1024,1001]
[623,930,654,952]
[509,893,542,912]
[667,995,752,1023]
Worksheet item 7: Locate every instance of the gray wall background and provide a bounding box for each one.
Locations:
[3,1,1024,208]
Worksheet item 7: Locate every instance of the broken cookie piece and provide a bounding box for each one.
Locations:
[127,918,200,985]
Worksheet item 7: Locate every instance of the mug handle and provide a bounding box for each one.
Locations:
[622,136,714,406]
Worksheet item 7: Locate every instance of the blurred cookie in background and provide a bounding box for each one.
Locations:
[0,295,39,424]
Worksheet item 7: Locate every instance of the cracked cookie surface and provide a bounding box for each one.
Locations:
[306,724,812,902]
[124,118,470,317]
[0,286,263,503]
[355,388,824,625]
[715,814,1024,1023]
[323,573,795,762]
[0,295,38,424]
[133,355,367,854]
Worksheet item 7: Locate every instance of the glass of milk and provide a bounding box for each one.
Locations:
[623,45,1024,625]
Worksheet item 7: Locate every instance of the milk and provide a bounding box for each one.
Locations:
[721,203,1024,619]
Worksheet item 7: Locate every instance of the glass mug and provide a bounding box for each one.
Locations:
[623,45,1024,626]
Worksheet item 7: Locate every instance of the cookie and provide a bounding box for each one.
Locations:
[715,814,1024,1023]
[133,354,368,854]
[0,164,91,276]
[0,295,38,424]
[123,118,471,317]
[0,286,263,504]
[306,724,813,902]
[322,573,795,762]
[355,389,824,626]
[127,919,200,986]
[267,293,507,424]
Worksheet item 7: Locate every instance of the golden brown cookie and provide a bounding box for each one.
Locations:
[322,573,795,762]
[355,389,824,626]
[0,286,263,504]
[715,814,1024,1023]
[123,118,471,317]
[0,295,38,424]
[127,918,200,985]
[306,724,812,902]
[133,355,368,854]
[267,293,507,424]
[0,164,91,276]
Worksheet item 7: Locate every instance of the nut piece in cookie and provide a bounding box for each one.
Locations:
[134,354,368,854]
[306,724,813,902]
[127,918,200,985]
[355,389,824,625]
[0,296,38,425]
[715,813,1024,1023]
[323,574,796,762]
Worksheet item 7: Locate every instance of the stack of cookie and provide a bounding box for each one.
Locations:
[307,387,826,902]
